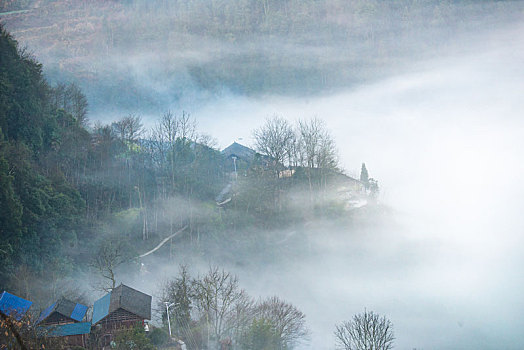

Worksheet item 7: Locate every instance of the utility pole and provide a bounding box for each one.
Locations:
[165,302,176,337]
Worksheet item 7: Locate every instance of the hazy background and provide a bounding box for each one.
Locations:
[144,18,524,349]
[185,25,524,348]
[3,0,524,349]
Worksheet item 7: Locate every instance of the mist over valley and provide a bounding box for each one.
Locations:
[1,1,524,349]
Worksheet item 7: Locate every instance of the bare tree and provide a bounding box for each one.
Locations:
[334,311,394,350]
[67,82,89,126]
[198,133,218,149]
[192,267,250,347]
[151,110,196,195]
[50,82,88,126]
[153,110,196,146]
[255,296,309,349]
[296,118,338,170]
[251,116,296,213]
[112,114,144,143]
[178,110,197,141]
[154,111,178,144]
[253,115,295,169]
[149,111,178,178]
[90,241,126,292]
[227,290,255,346]
[296,118,338,204]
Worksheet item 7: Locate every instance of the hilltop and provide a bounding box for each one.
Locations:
[1,0,519,117]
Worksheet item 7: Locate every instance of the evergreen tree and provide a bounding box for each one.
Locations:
[360,163,369,187]
[0,23,86,293]
[0,128,23,281]
[240,318,282,350]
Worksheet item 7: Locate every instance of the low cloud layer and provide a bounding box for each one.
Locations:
[3,1,524,348]
[188,21,524,349]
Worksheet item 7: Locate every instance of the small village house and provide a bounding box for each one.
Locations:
[37,298,91,348]
[91,284,152,349]
[37,298,88,325]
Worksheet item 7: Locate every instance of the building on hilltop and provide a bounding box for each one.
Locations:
[218,141,274,205]
[222,141,257,178]
[217,141,259,205]
[222,141,256,163]
[91,284,151,349]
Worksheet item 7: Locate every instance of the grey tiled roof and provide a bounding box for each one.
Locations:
[222,142,256,161]
[109,284,152,321]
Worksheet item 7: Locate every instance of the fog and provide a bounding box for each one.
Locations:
[108,22,524,349]
[3,0,524,349]
[168,21,524,350]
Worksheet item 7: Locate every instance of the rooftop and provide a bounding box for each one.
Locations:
[92,284,151,325]
[41,322,92,337]
[222,142,256,161]
[0,291,32,321]
[37,298,88,324]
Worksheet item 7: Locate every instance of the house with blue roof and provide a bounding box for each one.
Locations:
[36,298,90,348]
[0,291,32,321]
[37,298,88,325]
[40,322,92,348]
[92,284,151,349]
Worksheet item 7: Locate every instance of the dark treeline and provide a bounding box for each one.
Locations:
[0,23,89,300]
[0,24,374,306]
[0,20,226,301]
[2,0,520,116]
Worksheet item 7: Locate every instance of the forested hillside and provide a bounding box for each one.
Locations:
[2,0,524,349]
[0,23,378,307]
[0,24,88,298]
[1,0,519,117]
